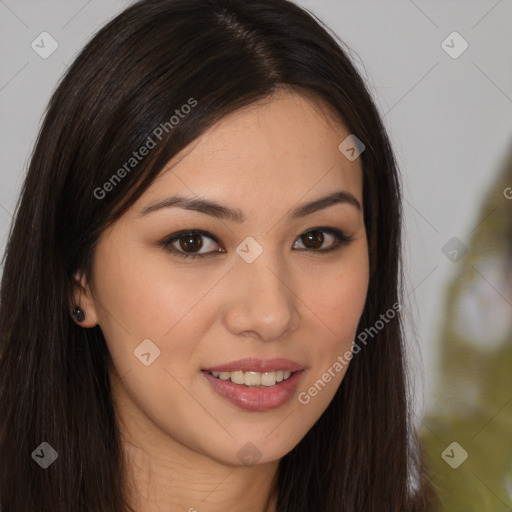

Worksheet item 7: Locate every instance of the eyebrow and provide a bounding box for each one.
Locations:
[139,190,361,222]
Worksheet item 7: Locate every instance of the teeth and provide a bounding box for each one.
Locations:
[209,369,294,387]
[245,371,261,386]
[261,371,276,386]
[231,371,245,385]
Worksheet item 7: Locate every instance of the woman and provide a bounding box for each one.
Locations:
[0,0,435,510]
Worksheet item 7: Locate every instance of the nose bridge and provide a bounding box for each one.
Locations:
[225,239,301,340]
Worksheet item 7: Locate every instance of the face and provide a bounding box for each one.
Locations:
[76,89,369,467]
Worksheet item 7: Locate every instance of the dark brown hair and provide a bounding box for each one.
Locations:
[0,0,435,510]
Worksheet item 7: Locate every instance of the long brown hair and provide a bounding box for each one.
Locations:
[0,0,435,510]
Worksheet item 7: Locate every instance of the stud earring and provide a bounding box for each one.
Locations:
[72,306,86,323]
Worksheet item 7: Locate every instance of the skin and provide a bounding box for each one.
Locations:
[74,89,369,512]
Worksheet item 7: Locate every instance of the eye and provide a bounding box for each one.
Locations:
[160,230,224,260]
[160,227,354,260]
[292,227,354,252]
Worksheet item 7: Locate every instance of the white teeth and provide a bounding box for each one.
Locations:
[261,371,276,386]
[244,371,261,386]
[208,369,295,387]
[230,371,245,385]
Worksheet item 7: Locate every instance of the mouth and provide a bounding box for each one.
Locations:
[204,369,295,388]
[201,359,305,411]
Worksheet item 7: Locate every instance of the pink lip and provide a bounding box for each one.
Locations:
[202,357,304,373]
[202,369,305,411]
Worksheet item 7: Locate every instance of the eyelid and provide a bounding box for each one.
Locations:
[159,227,354,260]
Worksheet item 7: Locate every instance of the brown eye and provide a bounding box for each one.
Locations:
[292,227,354,253]
[301,230,324,249]
[179,233,203,253]
[161,227,353,261]
[160,230,223,260]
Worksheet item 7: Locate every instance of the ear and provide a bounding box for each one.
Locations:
[71,270,100,328]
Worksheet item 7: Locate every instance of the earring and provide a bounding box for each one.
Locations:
[72,306,86,323]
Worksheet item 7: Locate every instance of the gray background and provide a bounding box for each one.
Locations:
[1,0,511,419]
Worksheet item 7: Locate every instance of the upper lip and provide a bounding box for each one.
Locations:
[202,357,304,373]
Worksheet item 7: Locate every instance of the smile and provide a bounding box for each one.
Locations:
[201,358,305,411]
[207,369,293,387]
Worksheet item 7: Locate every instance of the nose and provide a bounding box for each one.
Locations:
[222,249,301,342]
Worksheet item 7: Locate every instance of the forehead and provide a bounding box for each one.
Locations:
[141,90,363,212]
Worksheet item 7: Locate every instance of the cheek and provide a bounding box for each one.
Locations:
[312,252,369,343]
[92,244,216,382]
[296,253,369,412]
[316,276,367,332]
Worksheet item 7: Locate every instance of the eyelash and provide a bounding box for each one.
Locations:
[159,227,355,260]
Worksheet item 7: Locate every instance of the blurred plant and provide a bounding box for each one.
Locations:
[421,141,512,512]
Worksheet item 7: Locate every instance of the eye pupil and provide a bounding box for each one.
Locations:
[302,230,324,249]
[180,233,203,253]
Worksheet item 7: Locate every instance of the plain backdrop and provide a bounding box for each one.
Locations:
[1,0,511,420]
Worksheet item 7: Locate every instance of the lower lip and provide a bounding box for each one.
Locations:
[201,370,304,411]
